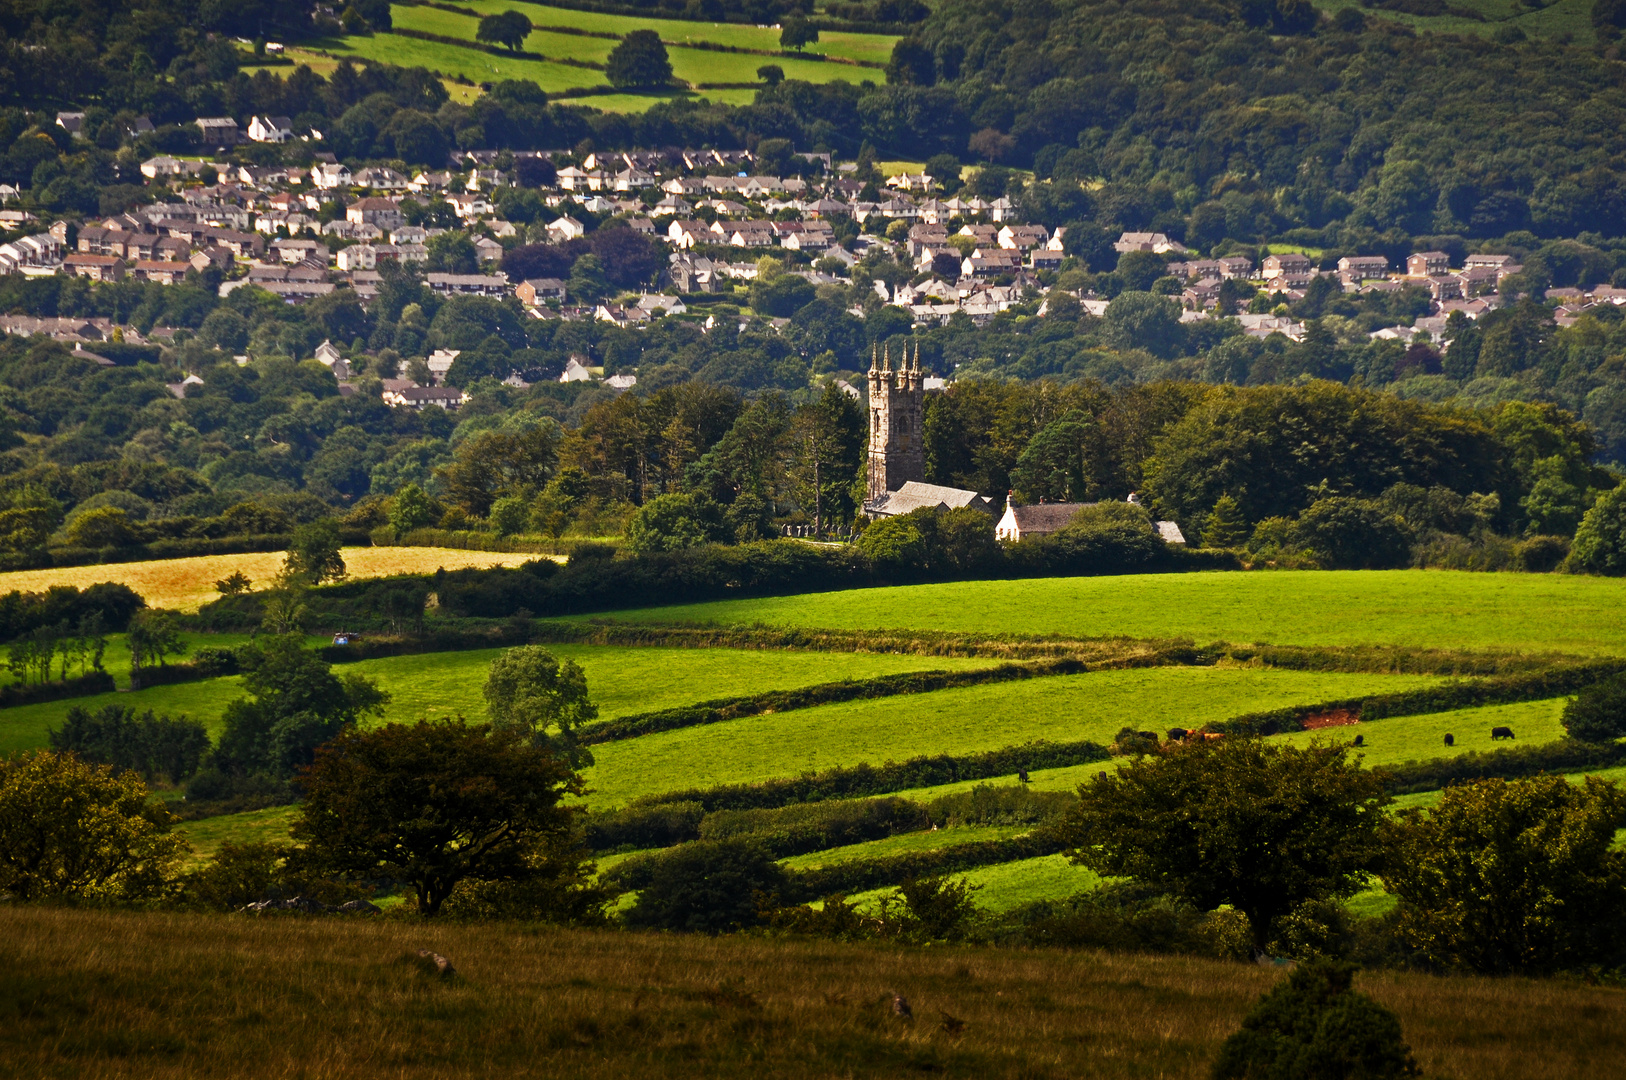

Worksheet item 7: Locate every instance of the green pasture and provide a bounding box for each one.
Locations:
[1312,0,1598,43]
[455,0,899,63]
[177,805,301,866]
[0,643,993,755]
[839,853,1102,915]
[584,667,1446,806]
[392,6,864,87]
[604,570,1626,654]
[1277,698,1570,768]
[324,30,607,89]
[778,824,1026,871]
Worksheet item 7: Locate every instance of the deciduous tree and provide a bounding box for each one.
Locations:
[483,645,598,769]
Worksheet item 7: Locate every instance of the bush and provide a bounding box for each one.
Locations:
[583,800,704,852]
[624,493,730,555]
[698,796,927,858]
[182,840,289,910]
[997,883,1250,958]
[1563,673,1626,743]
[48,705,211,783]
[1570,484,1626,574]
[623,838,785,933]
[1290,497,1413,569]
[1212,959,1420,1080]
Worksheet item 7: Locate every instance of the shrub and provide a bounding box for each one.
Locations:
[1212,959,1420,1080]
[624,493,730,555]
[623,838,785,933]
[1571,484,1626,574]
[183,841,289,910]
[48,705,211,783]
[1290,496,1412,569]
[1562,672,1626,742]
[999,883,1250,958]
[584,800,704,852]
[489,495,529,537]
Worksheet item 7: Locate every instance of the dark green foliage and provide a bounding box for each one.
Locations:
[583,800,705,852]
[1571,485,1626,574]
[294,719,583,917]
[1060,740,1390,948]
[605,30,673,89]
[998,883,1248,958]
[623,838,785,933]
[182,841,289,910]
[214,634,390,779]
[1212,960,1419,1080]
[286,520,347,585]
[784,830,1062,903]
[698,797,927,858]
[0,583,143,642]
[1380,740,1626,797]
[48,705,210,783]
[475,10,532,51]
[1562,673,1626,743]
[1289,497,1413,570]
[0,669,115,708]
[624,493,731,555]
[1381,776,1626,974]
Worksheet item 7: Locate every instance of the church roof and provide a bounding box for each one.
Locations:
[869,481,993,517]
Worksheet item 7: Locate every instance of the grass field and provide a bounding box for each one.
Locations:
[0,547,537,612]
[459,0,899,63]
[779,824,1027,871]
[840,853,1103,915]
[0,631,266,692]
[0,643,995,755]
[177,804,301,865]
[392,5,873,86]
[1277,698,1571,767]
[604,570,1626,654]
[8,907,1622,1080]
[584,667,1447,806]
[1313,0,1598,42]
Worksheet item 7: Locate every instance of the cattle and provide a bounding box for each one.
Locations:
[1352,734,1364,747]
[1443,733,1454,747]
[1168,728,1188,741]
[1018,769,1030,783]
[1137,730,1159,743]
[1491,726,1515,740]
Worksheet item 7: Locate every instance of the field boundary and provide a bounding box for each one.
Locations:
[384,27,609,70]
[580,651,1207,745]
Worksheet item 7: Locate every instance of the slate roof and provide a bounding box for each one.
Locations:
[869,481,994,517]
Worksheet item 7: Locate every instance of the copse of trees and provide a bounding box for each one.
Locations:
[605,30,674,89]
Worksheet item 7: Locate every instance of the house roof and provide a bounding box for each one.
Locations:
[1006,502,1090,533]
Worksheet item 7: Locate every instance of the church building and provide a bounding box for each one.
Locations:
[862,343,994,518]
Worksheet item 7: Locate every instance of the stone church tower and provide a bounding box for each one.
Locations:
[866,341,925,506]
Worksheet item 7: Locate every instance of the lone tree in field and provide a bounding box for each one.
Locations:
[294,719,582,916]
[475,10,532,52]
[605,29,673,89]
[781,17,819,51]
[1056,738,1389,951]
[1380,775,1626,974]
[0,750,187,902]
[285,518,346,585]
[483,645,598,770]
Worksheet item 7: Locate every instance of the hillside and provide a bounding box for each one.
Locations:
[5,906,1623,1080]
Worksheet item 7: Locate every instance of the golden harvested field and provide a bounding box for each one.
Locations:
[0,548,543,611]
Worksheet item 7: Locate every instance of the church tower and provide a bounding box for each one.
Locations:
[866,341,926,506]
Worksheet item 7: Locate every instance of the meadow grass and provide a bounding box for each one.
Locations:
[584,667,1446,806]
[0,547,536,612]
[392,6,866,86]
[0,643,993,755]
[457,0,900,63]
[1312,0,1598,42]
[604,570,1626,654]
[176,804,301,865]
[324,30,610,89]
[1276,698,1571,768]
[779,824,1026,871]
[5,907,1624,1080]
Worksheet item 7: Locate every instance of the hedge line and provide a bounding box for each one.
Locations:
[1380,739,1626,795]
[782,829,1067,903]
[629,739,1113,813]
[0,670,114,708]
[376,528,587,555]
[1213,660,1626,737]
[580,656,1191,745]
[39,529,372,571]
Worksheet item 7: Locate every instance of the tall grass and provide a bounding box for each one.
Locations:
[2,907,1621,1079]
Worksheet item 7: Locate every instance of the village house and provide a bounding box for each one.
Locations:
[347,197,405,230]
[1406,251,1451,277]
[516,277,566,306]
[247,115,294,143]
[195,117,239,147]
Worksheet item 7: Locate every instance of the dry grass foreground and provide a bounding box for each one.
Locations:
[0,548,542,612]
[2,908,1624,1079]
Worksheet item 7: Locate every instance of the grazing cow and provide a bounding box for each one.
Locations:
[1491,726,1515,740]
[1352,734,1364,747]
[1137,730,1159,743]
[1018,769,1030,783]
[1196,731,1224,742]
[1168,728,1189,741]
[1443,733,1454,747]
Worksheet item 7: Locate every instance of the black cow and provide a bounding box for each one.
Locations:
[1352,734,1364,747]
[1168,728,1188,742]
[1018,769,1030,783]
[1443,733,1454,747]
[1491,726,1515,740]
